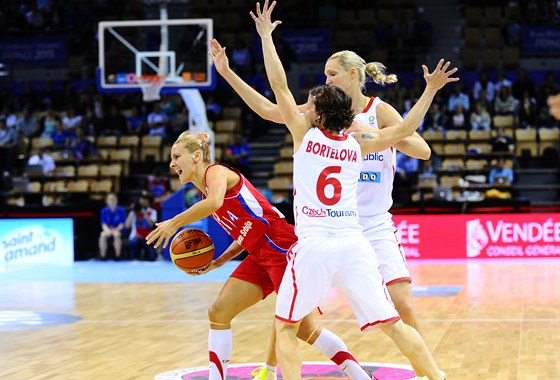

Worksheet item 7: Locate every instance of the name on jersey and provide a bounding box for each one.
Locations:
[306,140,358,162]
[236,220,253,245]
[364,152,383,161]
[358,171,381,183]
[302,206,357,218]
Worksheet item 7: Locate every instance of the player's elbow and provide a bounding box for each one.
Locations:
[419,147,431,160]
[205,198,224,213]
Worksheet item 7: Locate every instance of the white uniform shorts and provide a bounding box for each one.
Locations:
[360,212,411,285]
[275,233,399,331]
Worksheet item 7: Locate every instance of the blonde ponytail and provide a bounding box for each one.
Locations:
[365,62,398,86]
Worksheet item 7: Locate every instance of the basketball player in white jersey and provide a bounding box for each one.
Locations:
[249,1,457,379]
[210,23,435,380]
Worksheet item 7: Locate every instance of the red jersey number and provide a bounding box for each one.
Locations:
[316,166,342,206]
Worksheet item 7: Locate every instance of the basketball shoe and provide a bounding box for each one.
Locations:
[251,366,277,380]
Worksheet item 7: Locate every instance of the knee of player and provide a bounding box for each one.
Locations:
[394,300,416,323]
[207,302,231,324]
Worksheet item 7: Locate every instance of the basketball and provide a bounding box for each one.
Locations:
[170,228,215,272]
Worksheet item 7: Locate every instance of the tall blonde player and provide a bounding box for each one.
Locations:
[210,18,434,380]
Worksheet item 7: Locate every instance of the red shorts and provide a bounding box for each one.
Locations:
[230,221,296,298]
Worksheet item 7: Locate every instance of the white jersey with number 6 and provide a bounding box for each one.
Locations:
[293,127,363,238]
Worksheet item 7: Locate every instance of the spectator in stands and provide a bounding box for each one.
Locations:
[101,104,127,136]
[40,107,60,138]
[82,105,102,137]
[423,103,448,133]
[126,194,158,261]
[448,84,470,113]
[145,169,172,217]
[27,147,56,176]
[146,102,169,138]
[16,107,39,139]
[69,127,96,159]
[491,127,515,154]
[98,192,127,260]
[50,121,70,147]
[488,158,514,185]
[0,116,18,177]
[419,157,439,174]
[126,105,146,135]
[494,85,517,116]
[159,95,176,117]
[518,91,539,128]
[495,71,513,92]
[395,151,419,202]
[470,102,491,130]
[224,133,251,178]
[62,105,83,134]
[450,104,468,130]
[473,71,496,103]
[1,106,17,128]
[512,68,536,100]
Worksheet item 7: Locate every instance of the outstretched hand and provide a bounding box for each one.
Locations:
[209,38,229,75]
[250,0,282,37]
[145,218,179,249]
[422,59,460,90]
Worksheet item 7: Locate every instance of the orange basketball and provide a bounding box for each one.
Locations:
[170,228,215,272]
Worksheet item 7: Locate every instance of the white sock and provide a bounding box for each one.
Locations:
[312,328,369,380]
[208,329,232,380]
[265,364,277,372]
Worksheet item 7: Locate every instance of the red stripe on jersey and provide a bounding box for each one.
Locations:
[319,127,348,141]
[386,277,412,286]
[362,96,375,113]
[287,247,299,321]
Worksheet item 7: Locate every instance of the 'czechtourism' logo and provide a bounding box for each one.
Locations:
[155,362,415,380]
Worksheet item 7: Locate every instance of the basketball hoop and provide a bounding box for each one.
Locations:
[137,75,166,102]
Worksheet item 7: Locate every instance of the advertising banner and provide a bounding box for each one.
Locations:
[523,25,560,56]
[392,213,560,259]
[0,36,67,65]
[0,218,74,268]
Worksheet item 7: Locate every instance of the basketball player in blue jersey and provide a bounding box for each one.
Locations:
[248,1,458,379]
[210,16,436,380]
[146,131,371,380]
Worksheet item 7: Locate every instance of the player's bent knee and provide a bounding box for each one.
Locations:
[207,302,233,324]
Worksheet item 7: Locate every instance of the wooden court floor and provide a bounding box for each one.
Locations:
[1,259,559,380]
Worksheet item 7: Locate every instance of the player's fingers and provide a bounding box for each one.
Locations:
[442,60,451,71]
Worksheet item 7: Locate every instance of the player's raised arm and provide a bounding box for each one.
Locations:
[209,38,286,123]
[355,59,459,156]
[250,0,309,146]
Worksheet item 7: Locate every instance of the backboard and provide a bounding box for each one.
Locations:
[97,18,214,94]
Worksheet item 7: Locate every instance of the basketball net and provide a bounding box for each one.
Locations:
[137,74,166,102]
